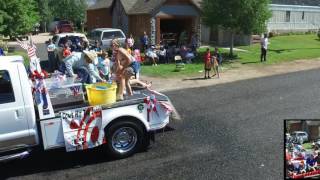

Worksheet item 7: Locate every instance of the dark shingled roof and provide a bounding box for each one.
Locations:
[120,0,201,15]
[271,0,320,6]
[87,0,113,10]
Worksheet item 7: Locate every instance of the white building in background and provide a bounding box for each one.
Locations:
[268,3,320,33]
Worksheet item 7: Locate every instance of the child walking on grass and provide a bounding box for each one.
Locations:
[204,48,211,79]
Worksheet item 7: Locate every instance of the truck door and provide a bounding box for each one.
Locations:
[0,68,30,152]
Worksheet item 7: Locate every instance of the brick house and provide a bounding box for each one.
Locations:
[288,120,320,140]
[86,0,113,31]
[86,0,201,45]
[111,0,201,46]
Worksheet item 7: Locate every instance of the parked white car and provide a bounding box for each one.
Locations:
[88,28,126,49]
[291,131,309,144]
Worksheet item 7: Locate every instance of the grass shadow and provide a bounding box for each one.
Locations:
[269,47,320,54]
[268,49,297,54]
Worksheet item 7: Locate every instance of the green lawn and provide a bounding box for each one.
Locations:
[302,142,313,150]
[141,34,320,77]
[237,34,320,64]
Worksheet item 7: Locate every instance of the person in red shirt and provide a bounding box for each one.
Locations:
[63,43,71,58]
[203,48,212,79]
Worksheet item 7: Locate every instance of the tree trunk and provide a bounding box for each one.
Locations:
[229,31,234,58]
[44,22,47,33]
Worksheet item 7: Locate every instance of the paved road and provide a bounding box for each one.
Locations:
[11,42,48,61]
[2,68,320,180]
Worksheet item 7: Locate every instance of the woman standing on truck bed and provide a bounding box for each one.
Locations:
[111,39,136,101]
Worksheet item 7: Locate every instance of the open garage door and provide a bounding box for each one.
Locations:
[160,18,194,46]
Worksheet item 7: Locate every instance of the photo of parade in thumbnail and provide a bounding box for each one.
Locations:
[285,120,320,179]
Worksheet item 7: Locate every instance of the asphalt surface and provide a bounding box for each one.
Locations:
[2,68,320,180]
[10,42,48,61]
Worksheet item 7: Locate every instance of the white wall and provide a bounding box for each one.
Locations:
[268,4,320,33]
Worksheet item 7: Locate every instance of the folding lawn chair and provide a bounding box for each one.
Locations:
[174,55,185,71]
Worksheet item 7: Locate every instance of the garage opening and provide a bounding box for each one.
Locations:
[160,18,194,46]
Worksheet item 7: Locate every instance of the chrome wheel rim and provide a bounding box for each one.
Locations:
[112,127,137,153]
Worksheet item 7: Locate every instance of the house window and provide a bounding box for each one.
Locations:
[286,11,290,22]
[302,11,305,20]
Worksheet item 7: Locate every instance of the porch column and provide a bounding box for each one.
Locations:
[196,17,201,47]
[156,17,161,45]
[150,17,156,45]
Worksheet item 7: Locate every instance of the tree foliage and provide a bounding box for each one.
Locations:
[0,0,39,37]
[201,0,272,55]
[36,0,51,31]
[48,0,87,26]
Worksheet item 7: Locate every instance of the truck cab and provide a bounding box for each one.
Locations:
[0,56,38,155]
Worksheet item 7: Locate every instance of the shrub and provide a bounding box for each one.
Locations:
[0,38,8,52]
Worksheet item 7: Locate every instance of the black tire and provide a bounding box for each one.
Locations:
[105,120,147,158]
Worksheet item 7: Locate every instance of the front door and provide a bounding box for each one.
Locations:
[0,68,29,152]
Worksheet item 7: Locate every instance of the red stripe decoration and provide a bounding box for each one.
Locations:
[16,38,37,59]
[291,169,320,179]
[159,101,173,113]
[76,107,92,145]
[16,39,29,50]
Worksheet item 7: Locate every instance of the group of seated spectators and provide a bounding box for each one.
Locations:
[144,44,197,66]
[286,143,320,178]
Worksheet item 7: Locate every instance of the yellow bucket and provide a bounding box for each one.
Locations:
[85,82,117,106]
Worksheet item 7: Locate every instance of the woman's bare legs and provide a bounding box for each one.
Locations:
[125,77,133,96]
[129,79,152,88]
[117,77,125,100]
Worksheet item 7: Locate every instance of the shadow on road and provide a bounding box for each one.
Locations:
[0,147,113,179]
[242,61,261,64]
[0,125,176,179]
[182,77,208,81]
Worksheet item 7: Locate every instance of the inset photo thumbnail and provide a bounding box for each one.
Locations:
[285,120,320,179]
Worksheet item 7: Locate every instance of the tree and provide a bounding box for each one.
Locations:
[48,0,87,30]
[201,0,272,56]
[0,0,39,37]
[36,0,51,32]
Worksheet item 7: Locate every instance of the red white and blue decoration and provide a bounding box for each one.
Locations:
[60,106,105,152]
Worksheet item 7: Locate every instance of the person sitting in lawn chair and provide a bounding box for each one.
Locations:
[180,45,195,64]
[145,45,158,66]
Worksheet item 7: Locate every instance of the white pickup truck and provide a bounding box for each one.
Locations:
[0,56,174,162]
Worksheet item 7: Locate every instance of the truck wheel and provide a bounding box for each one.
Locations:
[105,120,146,158]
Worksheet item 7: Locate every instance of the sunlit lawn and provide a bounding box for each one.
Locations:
[141,34,320,77]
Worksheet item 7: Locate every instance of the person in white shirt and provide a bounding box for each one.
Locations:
[260,33,268,62]
[47,38,56,72]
